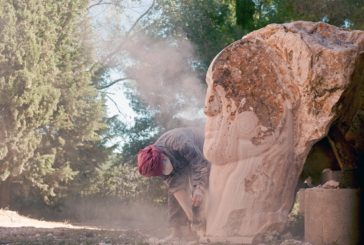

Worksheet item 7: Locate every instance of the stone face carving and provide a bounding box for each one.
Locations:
[203,21,364,242]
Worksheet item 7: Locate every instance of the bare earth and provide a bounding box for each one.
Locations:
[0,209,174,244]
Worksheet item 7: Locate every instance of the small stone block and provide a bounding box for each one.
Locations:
[305,188,362,245]
[200,236,253,244]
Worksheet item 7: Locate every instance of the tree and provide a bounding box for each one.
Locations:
[276,0,364,30]
[236,0,255,29]
[0,0,117,205]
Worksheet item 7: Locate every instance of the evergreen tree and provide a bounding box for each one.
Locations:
[0,0,62,183]
[0,0,115,205]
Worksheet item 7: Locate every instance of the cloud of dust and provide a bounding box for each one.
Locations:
[11,196,170,238]
[89,0,208,129]
[120,34,207,129]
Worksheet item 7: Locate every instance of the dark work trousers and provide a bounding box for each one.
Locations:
[167,167,193,227]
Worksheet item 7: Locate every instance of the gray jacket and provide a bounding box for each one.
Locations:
[155,127,209,193]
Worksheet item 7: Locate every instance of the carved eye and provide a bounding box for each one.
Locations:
[236,111,260,139]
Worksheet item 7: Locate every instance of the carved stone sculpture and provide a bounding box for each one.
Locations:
[202,21,364,243]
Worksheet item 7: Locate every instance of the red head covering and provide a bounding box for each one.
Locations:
[137,145,163,177]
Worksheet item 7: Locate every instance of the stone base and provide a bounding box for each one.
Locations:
[305,188,362,245]
[199,236,253,244]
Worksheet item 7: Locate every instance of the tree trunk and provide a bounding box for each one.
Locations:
[0,178,11,208]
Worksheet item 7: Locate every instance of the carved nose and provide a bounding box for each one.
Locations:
[204,94,220,117]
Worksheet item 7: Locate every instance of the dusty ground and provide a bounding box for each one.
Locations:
[0,209,180,245]
[0,208,306,245]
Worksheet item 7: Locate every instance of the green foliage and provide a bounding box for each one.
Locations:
[281,194,304,238]
[0,0,118,204]
[236,0,255,29]
[276,0,364,30]
[88,161,168,204]
[0,0,63,181]
[149,0,245,70]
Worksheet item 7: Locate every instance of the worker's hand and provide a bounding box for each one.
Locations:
[190,188,204,207]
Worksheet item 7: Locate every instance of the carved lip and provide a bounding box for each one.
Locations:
[205,131,218,139]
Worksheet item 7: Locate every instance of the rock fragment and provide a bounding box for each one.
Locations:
[119,233,127,238]
[322,180,339,189]
[281,232,293,240]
